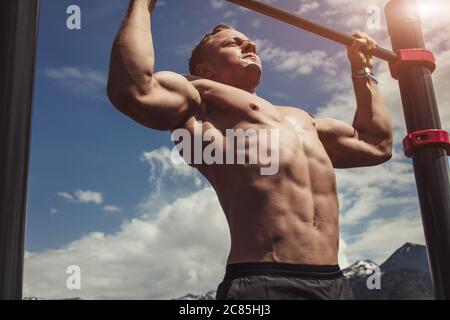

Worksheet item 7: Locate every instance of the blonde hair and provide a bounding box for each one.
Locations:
[188,24,235,76]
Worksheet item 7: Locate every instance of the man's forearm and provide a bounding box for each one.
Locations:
[108,0,155,95]
[352,77,393,145]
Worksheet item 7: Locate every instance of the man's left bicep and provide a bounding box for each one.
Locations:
[315,117,391,168]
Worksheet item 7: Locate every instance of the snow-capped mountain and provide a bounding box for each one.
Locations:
[177,242,434,300]
[342,242,433,300]
[176,290,216,300]
[342,260,379,278]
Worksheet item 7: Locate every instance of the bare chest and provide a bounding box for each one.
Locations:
[185,79,314,134]
[176,79,330,169]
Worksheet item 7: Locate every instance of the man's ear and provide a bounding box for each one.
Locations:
[195,63,214,79]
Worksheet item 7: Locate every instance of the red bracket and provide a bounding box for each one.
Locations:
[389,49,436,80]
[403,129,450,158]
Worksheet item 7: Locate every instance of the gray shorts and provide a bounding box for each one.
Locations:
[216,262,354,300]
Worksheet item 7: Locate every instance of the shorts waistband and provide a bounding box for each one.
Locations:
[224,262,343,280]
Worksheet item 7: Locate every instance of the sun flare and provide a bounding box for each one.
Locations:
[417,0,446,20]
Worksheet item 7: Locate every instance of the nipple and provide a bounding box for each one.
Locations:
[250,103,259,111]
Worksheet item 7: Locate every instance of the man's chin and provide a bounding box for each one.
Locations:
[244,60,261,73]
[246,64,262,84]
[224,64,262,88]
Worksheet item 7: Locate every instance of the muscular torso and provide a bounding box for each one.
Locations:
[179,79,340,265]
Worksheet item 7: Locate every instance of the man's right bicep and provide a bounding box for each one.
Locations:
[119,71,200,131]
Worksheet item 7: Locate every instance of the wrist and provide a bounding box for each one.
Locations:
[351,66,378,84]
[351,66,372,76]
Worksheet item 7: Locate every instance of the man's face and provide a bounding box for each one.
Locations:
[201,29,262,88]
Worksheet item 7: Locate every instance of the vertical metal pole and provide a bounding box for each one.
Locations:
[0,0,40,300]
[386,0,450,299]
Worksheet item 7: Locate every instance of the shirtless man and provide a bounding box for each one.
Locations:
[107,0,393,300]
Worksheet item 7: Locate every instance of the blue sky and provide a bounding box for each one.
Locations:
[24,0,450,299]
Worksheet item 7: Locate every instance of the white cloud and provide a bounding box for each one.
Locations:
[137,148,205,216]
[256,38,338,77]
[44,66,107,100]
[74,190,103,205]
[338,237,350,268]
[345,214,426,264]
[296,1,320,15]
[24,148,229,299]
[45,67,105,85]
[333,157,418,227]
[50,208,59,215]
[140,147,201,194]
[57,192,76,203]
[102,205,122,214]
[57,190,104,205]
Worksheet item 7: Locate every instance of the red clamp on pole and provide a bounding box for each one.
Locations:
[403,129,450,158]
[389,49,436,79]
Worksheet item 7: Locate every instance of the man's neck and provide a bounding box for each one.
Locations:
[230,82,257,94]
[208,76,258,94]
[239,85,256,94]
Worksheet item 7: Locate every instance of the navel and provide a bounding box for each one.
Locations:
[313,217,319,230]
